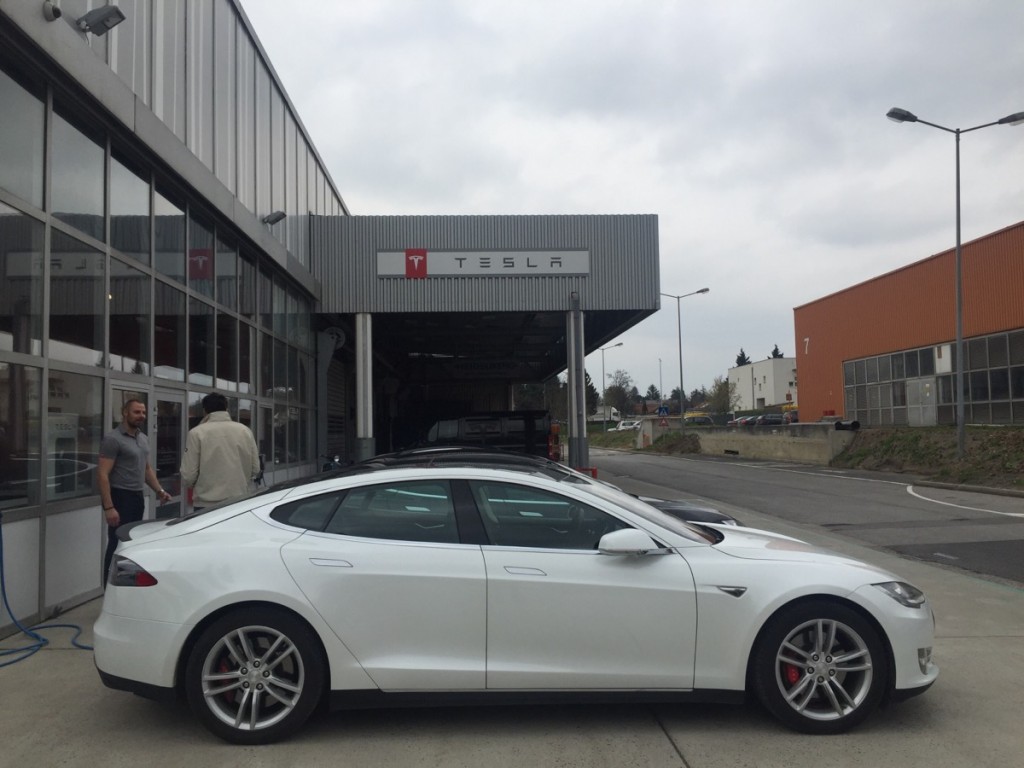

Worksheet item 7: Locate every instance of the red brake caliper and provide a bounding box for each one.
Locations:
[783,664,802,687]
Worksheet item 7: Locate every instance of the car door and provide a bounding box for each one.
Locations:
[279,478,486,690]
[468,479,698,690]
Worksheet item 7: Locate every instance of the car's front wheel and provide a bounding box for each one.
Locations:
[184,607,326,744]
[752,600,889,734]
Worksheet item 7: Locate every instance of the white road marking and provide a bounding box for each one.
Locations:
[905,486,1024,518]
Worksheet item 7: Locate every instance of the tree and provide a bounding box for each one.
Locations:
[736,348,751,366]
[707,375,739,415]
[770,344,784,359]
[604,371,634,416]
[644,384,661,402]
[584,370,599,417]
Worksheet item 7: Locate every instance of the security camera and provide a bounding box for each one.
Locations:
[43,1,63,21]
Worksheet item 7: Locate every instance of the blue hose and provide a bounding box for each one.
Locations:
[0,511,93,667]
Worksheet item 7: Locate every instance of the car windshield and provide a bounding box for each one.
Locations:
[558,476,712,544]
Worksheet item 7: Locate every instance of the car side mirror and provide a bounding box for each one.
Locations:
[598,528,665,555]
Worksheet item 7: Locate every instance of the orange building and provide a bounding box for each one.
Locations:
[793,221,1024,426]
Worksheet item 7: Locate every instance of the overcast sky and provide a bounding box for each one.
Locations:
[243,0,1024,399]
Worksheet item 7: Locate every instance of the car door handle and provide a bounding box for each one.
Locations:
[309,558,353,568]
[504,566,547,576]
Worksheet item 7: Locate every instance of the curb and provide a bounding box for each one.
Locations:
[913,480,1024,499]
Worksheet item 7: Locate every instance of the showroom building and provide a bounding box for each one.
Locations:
[793,221,1024,427]
[0,2,658,636]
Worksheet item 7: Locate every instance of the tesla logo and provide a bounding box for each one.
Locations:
[405,249,428,278]
[188,248,213,280]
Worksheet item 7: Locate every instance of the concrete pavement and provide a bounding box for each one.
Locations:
[1,508,1022,768]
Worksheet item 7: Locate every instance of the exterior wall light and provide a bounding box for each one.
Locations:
[261,211,286,225]
[77,6,126,36]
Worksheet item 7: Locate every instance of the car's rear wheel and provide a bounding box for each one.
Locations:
[752,600,888,734]
[184,607,325,744]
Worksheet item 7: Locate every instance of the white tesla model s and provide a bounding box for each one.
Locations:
[94,465,937,744]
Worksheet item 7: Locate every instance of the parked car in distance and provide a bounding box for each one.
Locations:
[755,413,785,427]
[95,463,938,744]
[728,415,756,426]
[684,415,715,426]
[615,420,641,431]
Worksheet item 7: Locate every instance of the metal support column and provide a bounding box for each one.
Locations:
[354,313,376,461]
[566,292,588,469]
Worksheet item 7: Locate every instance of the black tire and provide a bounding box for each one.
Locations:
[751,600,889,734]
[184,607,326,744]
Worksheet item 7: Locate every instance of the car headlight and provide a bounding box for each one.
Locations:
[873,581,926,608]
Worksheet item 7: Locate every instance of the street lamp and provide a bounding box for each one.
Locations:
[659,358,663,405]
[660,287,710,432]
[599,342,623,433]
[886,107,1024,458]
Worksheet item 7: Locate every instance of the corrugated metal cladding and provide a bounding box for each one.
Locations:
[793,220,1024,421]
[311,215,660,314]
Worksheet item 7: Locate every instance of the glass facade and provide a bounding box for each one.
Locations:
[0,56,317,524]
[844,330,1024,426]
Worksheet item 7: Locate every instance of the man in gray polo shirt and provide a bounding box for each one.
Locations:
[97,399,171,581]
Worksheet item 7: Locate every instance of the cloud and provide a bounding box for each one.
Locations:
[242,0,1024,396]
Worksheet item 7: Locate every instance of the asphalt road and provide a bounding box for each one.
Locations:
[2,452,1022,767]
[589,449,1024,585]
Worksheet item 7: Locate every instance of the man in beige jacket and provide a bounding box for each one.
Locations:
[180,393,261,510]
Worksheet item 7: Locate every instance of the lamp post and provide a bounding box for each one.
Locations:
[659,358,663,405]
[599,342,623,433]
[886,107,1024,458]
[660,287,710,432]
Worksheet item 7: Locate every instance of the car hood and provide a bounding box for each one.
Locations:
[711,526,895,575]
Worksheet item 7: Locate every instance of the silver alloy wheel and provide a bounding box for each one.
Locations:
[773,617,873,721]
[200,624,306,732]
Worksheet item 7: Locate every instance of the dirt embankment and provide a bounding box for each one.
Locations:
[829,426,1024,490]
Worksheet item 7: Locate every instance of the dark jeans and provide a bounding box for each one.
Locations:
[104,487,145,583]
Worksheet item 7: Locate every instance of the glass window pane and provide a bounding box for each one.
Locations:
[154,281,186,380]
[239,323,254,395]
[877,355,891,382]
[188,212,214,297]
[968,338,988,370]
[904,350,919,378]
[259,404,273,467]
[988,335,1008,368]
[239,252,256,320]
[1011,366,1024,399]
[891,353,905,380]
[969,370,989,402]
[0,203,44,355]
[274,338,288,395]
[260,332,273,397]
[215,236,237,311]
[274,403,288,463]
[0,362,42,510]
[109,258,151,375]
[188,298,214,386]
[110,149,151,263]
[51,109,105,241]
[259,266,273,328]
[49,231,104,366]
[0,68,45,208]
[216,311,238,391]
[273,280,286,337]
[919,348,935,376]
[45,371,102,502]
[990,368,1010,401]
[154,185,186,283]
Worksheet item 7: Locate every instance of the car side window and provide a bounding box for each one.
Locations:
[324,480,460,544]
[269,493,341,530]
[468,480,629,550]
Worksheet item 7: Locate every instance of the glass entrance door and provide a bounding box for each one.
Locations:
[153,391,186,519]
